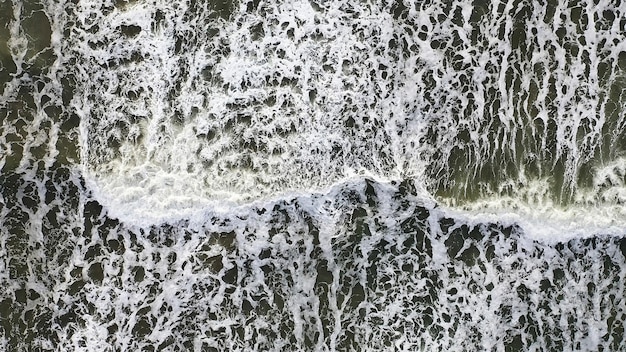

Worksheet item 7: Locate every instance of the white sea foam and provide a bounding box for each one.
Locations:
[442,199,626,243]
[70,0,626,236]
[5,0,626,351]
[65,0,626,346]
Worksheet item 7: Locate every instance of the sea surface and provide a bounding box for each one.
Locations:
[2,0,626,350]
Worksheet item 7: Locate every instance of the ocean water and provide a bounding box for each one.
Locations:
[2,0,626,350]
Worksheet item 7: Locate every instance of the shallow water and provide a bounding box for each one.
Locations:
[2,0,626,350]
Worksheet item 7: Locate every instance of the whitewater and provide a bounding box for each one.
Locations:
[1,0,626,350]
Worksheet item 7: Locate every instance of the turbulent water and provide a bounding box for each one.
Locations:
[2,0,626,350]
